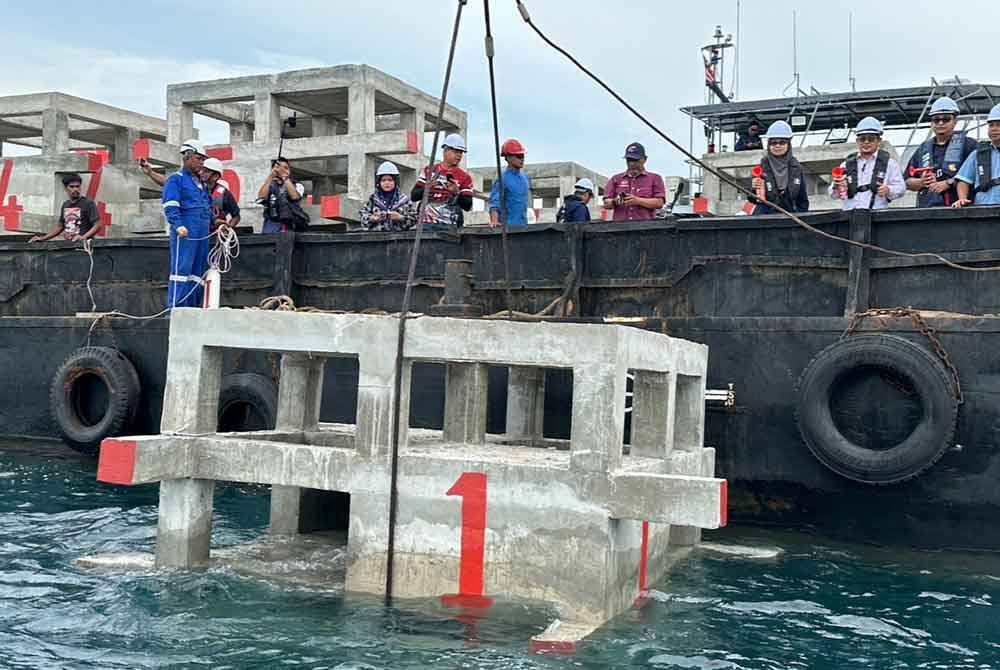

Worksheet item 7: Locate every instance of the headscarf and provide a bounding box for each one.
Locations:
[372,174,402,212]
[765,145,793,192]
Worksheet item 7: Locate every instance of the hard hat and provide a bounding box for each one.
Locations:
[179,139,207,156]
[854,116,884,136]
[988,104,1000,123]
[574,177,595,193]
[202,157,224,175]
[765,120,794,140]
[442,133,467,151]
[376,161,400,177]
[929,96,960,116]
[501,138,526,156]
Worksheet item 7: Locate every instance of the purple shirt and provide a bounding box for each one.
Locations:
[604,170,666,221]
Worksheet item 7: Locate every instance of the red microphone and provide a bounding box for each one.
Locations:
[832,166,846,196]
[751,165,765,201]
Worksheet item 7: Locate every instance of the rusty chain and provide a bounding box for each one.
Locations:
[842,307,963,403]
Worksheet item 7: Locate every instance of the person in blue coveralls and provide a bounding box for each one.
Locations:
[162,139,211,308]
[488,138,530,228]
[953,104,1000,208]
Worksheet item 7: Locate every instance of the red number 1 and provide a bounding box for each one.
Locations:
[447,472,487,596]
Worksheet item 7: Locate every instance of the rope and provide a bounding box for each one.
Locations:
[80,238,97,312]
[385,0,468,606]
[514,0,1000,274]
[483,0,513,318]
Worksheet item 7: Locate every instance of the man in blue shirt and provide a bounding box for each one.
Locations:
[954,104,1000,207]
[162,139,211,308]
[488,138,531,228]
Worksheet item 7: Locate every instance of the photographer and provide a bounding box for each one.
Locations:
[603,142,665,221]
[256,156,307,233]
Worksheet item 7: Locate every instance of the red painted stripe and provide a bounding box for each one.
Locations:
[206,146,233,161]
[440,594,493,610]
[97,439,137,485]
[0,159,13,200]
[639,520,649,591]
[0,196,22,232]
[320,195,341,219]
[406,129,419,154]
[529,639,577,656]
[719,480,728,527]
[221,169,241,202]
[87,150,109,174]
[447,472,487,596]
[132,138,150,161]
[86,168,102,201]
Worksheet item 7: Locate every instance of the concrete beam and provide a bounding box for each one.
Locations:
[608,473,727,529]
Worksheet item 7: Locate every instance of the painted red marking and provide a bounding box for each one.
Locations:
[406,129,419,154]
[221,169,241,202]
[320,195,341,219]
[132,138,150,161]
[692,196,710,214]
[96,439,137,484]
[440,594,493,610]
[305,195,313,205]
[719,480,728,527]
[85,167,102,200]
[529,639,577,656]
[95,201,111,237]
[639,520,649,590]
[0,160,23,231]
[203,275,212,308]
[600,208,609,221]
[206,146,233,161]
[447,472,487,596]
[741,201,755,215]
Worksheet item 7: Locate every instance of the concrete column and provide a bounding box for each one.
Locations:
[356,351,399,459]
[270,484,304,535]
[399,108,425,137]
[312,115,345,137]
[155,478,215,568]
[630,371,676,459]
[229,122,253,144]
[348,83,376,134]
[570,363,626,473]
[167,102,194,145]
[506,366,545,444]
[443,362,489,445]
[41,109,69,155]
[347,150,372,201]
[559,176,577,199]
[254,93,281,145]
[112,127,140,165]
[275,354,325,432]
[161,346,224,434]
[674,374,707,451]
[313,176,336,198]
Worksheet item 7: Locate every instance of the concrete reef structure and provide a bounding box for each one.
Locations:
[97,309,725,646]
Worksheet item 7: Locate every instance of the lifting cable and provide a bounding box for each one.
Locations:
[384,0,468,605]
[514,0,1000,274]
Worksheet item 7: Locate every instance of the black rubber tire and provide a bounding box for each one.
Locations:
[50,346,141,456]
[796,334,958,485]
[217,373,278,432]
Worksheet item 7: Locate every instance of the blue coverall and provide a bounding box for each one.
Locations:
[162,167,211,308]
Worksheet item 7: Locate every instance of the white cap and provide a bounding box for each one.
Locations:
[202,157,224,175]
[988,104,1000,123]
[854,116,884,136]
[765,120,794,140]
[442,133,467,151]
[929,96,960,116]
[376,161,400,176]
[574,177,595,193]
[179,139,207,156]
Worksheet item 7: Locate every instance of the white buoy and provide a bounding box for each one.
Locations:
[203,267,221,309]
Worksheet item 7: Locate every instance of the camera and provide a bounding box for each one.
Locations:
[616,192,627,205]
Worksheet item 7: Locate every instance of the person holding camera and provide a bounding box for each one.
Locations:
[256,156,307,233]
[410,133,473,230]
[603,142,666,221]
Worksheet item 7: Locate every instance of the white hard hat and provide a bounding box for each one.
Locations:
[179,139,207,156]
[202,157,224,175]
[765,120,794,140]
[376,161,400,177]
[442,133,467,151]
[574,177,595,193]
[854,116,884,136]
[988,104,1000,123]
[929,96,960,116]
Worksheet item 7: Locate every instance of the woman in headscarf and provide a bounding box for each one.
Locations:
[359,161,418,231]
[749,120,809,215]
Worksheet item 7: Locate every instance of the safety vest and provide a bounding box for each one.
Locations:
[758,158,804,207]
[916,132,968,181]
[975,142,1000,193]
[845,150,890,199]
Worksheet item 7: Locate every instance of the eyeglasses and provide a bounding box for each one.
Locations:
[931,115,955,124]
[857,134,880,143]
[768,139,790,146]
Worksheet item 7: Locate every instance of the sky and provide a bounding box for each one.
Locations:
[2,0,999,178]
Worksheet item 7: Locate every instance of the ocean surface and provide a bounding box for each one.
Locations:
[2,439,999,669]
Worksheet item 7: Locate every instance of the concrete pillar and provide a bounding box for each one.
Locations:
[112,127,140,165]
[630,371,676,459]
[275,354,325,432]
[254,92,281,145]
[674,374,707,451]
[167,102,194,145]
[41,109,69,155]
[229,122,253,144]
[270,484,304,535]
[559,176,577,199]
[399,108,425,137]
[443,362,489,445]
[506,366,545,444]
[348,83,376,134]
[570,363,626,473]
[355,351,399,459]
[312,115,345,137]
[161,346,224,435]
[155,478,215,568]
[347,150,372,201]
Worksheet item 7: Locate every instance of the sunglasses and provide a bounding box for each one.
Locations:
[857,134,880,142]
[768,139,790,146]
[931,115,955,124]
[508,153,525,160]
